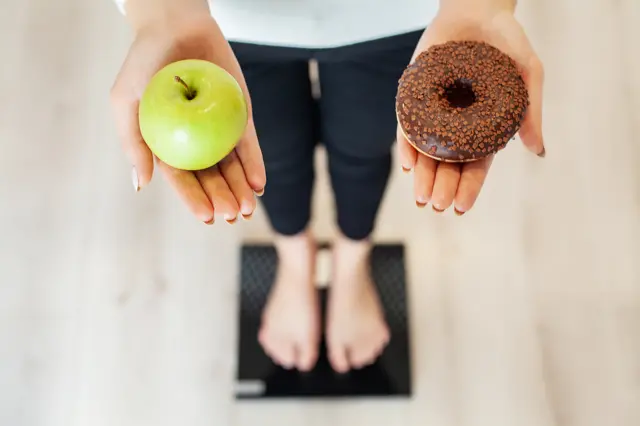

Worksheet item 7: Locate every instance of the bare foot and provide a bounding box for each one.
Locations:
[326,235,390,373]
[258,231,320,371]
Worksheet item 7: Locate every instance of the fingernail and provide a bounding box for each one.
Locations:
[454,208,465,216]
[255,188,264,197]
[225,214,238,224]
[241,212,253,221]
[131,167,139,192]
[402,166,412,174]
[416,196,429,207]
[240,201,253,217]
[204,218,215,225]
[537,147,546,158]
[416,200,427,208]
[432,205,445,213]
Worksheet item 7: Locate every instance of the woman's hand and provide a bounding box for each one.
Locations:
[397,1,545,215]
[110,9,265,224]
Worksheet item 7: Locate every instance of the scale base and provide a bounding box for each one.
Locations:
[235,244,412,399]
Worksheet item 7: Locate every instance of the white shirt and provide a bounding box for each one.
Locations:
[115,0,439,48]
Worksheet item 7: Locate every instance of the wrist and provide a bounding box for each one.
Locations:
[439,0,516,18]
[123,0,211,33]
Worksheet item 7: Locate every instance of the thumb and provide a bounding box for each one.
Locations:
[518,56,546,157]
[110,90,155,191]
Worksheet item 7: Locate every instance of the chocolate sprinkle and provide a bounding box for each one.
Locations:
[396,41,529,162]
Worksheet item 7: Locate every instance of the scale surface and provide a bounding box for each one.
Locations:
[235,244,412,399]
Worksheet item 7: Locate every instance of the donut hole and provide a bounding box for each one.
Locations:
[443,78,476,108]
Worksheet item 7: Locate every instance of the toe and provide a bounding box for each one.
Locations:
[296,341,318,372]
[328,344,350,374]
[349,328,390,369]
[374,328,391,357]
[259,330,297,369]
[349,344,378,369]
[274,340,296,369]
[381,326,391,346]
[258,331,284,366]
[258,328,275,357]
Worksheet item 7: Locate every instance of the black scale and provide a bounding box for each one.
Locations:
[235,243,412,399]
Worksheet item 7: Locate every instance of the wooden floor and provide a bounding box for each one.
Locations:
[1,1,638,425]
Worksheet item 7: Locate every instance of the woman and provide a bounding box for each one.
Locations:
[110,0,545,373]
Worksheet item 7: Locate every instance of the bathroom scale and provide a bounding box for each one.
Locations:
[235,243,413,399]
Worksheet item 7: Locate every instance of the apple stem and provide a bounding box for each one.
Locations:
[174,76,195,100]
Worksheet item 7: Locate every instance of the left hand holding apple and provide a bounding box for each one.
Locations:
[110,13,265,224]
[397,0,545,215]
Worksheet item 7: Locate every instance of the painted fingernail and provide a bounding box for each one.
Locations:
[454,208,465,216]
[537,147,546,158]
[255,188,264,197]
[225,214,238,224]
[131,167,139,192]
[432,205,445,213]
[402,166,412,174]
[204,218,215,225]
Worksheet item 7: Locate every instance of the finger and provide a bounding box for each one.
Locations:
[110,94,154,190]
[195,166,240,223]
[454,156,494,215]
[235,118,267,193]
[396,126,418,171]
[518,56,545,157]
[218,150,256,219]
[431,162,462,212]
[156,161,213,223]
[413,154,438,207]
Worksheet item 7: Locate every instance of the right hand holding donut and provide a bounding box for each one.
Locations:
[398,0,545,216]
[110,0,265,224]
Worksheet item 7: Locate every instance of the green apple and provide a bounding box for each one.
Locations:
[139,59,248,171]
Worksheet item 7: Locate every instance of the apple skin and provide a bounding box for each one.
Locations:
[139,59,248,171]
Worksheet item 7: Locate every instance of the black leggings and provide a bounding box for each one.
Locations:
[231,31,422,240]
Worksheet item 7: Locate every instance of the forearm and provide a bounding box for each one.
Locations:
[439,0,516,16]
[124,0,211,32]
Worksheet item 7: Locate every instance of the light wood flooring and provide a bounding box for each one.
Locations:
[0,0,638,425]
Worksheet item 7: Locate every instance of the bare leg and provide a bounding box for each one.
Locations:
[325,233,390,373]
[258,230,320,371]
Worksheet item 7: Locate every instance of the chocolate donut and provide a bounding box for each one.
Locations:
[396,40,529,163]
